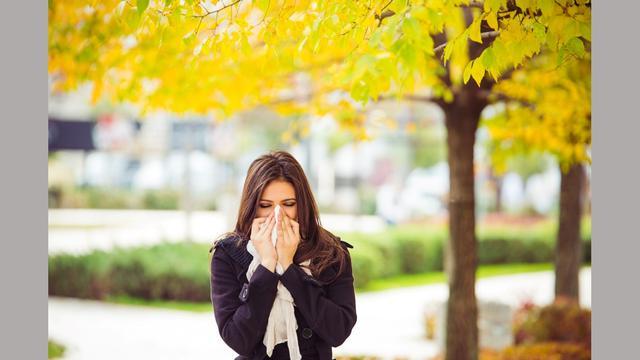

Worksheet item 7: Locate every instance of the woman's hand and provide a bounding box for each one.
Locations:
[250,211,278,272]
[276,208,301,271]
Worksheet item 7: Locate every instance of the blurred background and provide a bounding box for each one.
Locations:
[48,82,591,360]
[48,1,591,360]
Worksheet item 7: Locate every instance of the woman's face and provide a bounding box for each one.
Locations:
[256,179,298,221]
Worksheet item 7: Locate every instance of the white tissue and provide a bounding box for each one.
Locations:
[271,204,280,246]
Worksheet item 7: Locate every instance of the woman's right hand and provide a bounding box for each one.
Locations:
[250,210,278,272]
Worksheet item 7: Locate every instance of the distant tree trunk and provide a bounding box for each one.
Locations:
[443,88,485,360]
[555,163,585,303]
[489,167,503,213]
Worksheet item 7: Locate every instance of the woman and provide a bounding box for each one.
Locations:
[209,150,357,360]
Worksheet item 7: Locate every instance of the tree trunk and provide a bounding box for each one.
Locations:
[489,167,503,213]
[555,163,585,303]
[443,89,485,360]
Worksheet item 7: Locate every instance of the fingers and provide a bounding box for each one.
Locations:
[257,212,274,235]
[283,214,296,243]
[276,211,284,243]
[262,212,276,238]
[289,218,300,241]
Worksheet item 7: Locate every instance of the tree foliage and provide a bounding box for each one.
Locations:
[49,0,591,140]
[482,53,591,172]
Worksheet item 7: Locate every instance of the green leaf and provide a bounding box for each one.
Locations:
[532,22,546,41]
[427,8,445,33]
[482,47,496,69]
[255,0,269,12]
[471,59,485,86]
[182,31,196,46]
[566,37,586,58]
[402,17,421,43]
[350,79,370,102]
[137,0,149,16]
[399,44,417,67]
[353,54,377,79]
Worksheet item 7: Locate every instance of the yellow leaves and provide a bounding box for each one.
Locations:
[470,59,486,86]
[468,15,483,43]
[463,60,473,84]
[486,11,499,30]
[483,0,507,13]
[462,58,486,86]
[90,79,103,105]
[48,0,591,155]
[484,56,591,167]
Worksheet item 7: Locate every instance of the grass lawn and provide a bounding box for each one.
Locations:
[360,262,588,292]
[104,295,214,313]
[102,262,590,312]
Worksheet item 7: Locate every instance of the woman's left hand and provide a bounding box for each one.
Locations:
[276,208,300,271]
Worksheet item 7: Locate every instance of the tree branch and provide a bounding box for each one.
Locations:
[433,31,500,55]
[192,0,242,19]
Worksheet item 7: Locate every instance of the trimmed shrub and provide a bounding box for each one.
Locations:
[348,233,402,278]
[389,227,445,274]
[349,242,384,289]
[48,250,111,299]
[49,220,593,299]
[142,189,180,210]
[49,242,212,302]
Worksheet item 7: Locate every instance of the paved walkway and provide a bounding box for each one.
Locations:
[49,268,591,360]
[48,209,386,255]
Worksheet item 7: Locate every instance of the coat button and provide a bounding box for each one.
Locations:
[239,283,249,302]
[301,327,313,339]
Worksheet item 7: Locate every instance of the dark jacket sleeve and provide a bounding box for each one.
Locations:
[210,246,280,356]
[279,246,357,347]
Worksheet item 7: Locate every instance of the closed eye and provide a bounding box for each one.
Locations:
[259,203,296,208]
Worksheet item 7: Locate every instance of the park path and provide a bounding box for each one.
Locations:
[49,268,591,360]
[48,209,386,255]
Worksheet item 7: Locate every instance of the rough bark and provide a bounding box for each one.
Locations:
[443,87,486,360]
[555,163,585,303]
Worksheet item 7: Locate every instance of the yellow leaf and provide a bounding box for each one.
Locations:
[486,11,499,30]
[469,16,483,43]
[463,60,473,84]
[90,79,103,105]
[471,59,485,86]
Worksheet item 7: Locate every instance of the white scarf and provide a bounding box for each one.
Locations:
[246,205,312,360]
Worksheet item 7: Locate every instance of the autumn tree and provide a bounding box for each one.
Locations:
[49,1,591,359]
[483,53,591,303]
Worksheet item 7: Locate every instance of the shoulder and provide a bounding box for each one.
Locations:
[209,233,253,271]
[210,233,242,251]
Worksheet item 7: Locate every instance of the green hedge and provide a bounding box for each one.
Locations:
[49,242,211,302]
[345,221,591,288]
[49,221,592,301]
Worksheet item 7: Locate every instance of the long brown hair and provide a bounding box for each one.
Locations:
[216,150,347,281]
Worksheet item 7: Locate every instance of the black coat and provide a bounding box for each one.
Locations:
[209,234,357,360]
